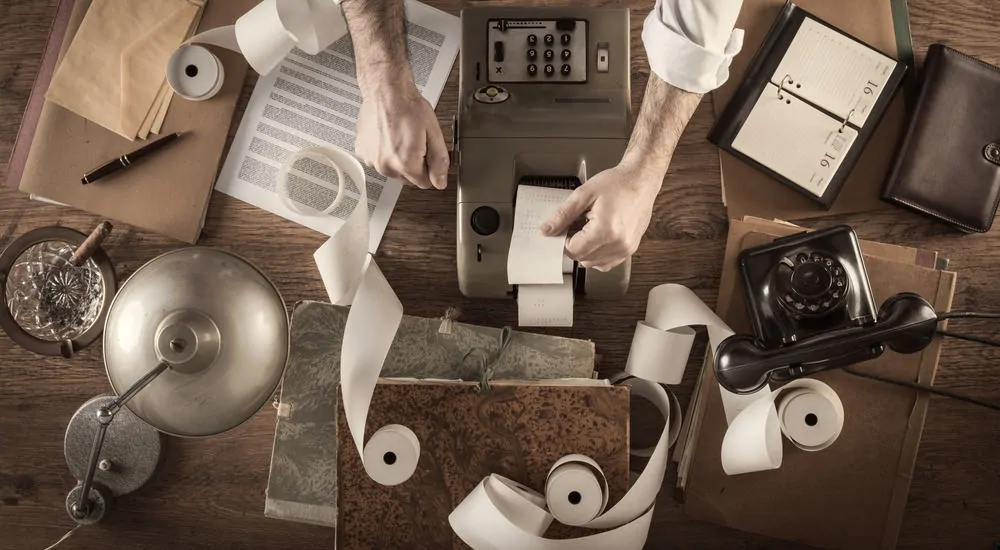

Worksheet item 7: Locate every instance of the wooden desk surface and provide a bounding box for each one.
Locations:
[1,0,998,548]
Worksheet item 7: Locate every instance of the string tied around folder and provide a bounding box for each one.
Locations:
[470,326,513,395]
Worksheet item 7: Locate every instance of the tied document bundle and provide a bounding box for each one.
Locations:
[710,3,906,208]
[214,0,460,252]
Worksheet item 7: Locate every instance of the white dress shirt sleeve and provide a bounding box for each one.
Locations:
[641,0,745,94]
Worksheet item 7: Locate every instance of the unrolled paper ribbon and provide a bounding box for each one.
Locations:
[623,284,844,476]
[167,0,347,100]
[449,377,673,549]
[624,284,771,423]
[279,146,410,486]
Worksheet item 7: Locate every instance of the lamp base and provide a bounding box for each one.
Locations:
[64,395,163,497]
[65,483,111,525]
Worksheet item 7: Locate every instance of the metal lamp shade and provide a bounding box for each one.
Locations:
[103,248,288,437]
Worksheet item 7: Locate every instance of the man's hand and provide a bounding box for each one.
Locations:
[540,161,662,272]
[341,0,448,190]
[539,76,705,271]
[355,85,450,190]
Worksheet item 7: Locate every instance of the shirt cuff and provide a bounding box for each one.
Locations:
[641,3,745,94]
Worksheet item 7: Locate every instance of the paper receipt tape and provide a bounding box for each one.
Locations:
[721,378,844,475]
[278,145,414,487]
[450,377,672,549]
[167,0,347,100]
[624,284,770,424]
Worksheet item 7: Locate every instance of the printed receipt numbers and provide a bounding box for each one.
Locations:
[508,185,576,327]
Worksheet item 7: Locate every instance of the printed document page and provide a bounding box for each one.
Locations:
[214,0,460,253]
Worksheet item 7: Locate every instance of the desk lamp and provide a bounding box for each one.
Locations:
[62,247,289,524]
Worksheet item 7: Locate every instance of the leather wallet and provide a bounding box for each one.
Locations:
[882,44,1000,232]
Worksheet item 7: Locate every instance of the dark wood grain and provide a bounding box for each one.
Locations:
[1,0,998,548]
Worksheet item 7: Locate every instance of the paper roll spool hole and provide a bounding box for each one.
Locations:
[362,424,420,486]
[777,386,844,451]
[544,455,609,526]
[166,45,224,101]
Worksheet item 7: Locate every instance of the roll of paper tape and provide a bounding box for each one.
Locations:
[721,378,844,475]
[166,45,225,101]
[362,424,420,486]
[777,383,844,451]
[167,0,348,99]
[544,455,609,526]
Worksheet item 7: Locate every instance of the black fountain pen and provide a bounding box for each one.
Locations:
[81,132,184,185]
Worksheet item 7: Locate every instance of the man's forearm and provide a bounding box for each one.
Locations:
[621,75,703,184]
[341,0,413,98]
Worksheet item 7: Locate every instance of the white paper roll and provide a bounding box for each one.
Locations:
[545,455,609,526]
[777,383,844,451]
[721,394,783,475]
[448,377,674,549]
[450,474,656,550]
[363,424,420,486]
[168,0,348,98]
[721,378,844,475]
[166,45,225,101]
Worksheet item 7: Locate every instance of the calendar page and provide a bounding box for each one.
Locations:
[771,17,896,127]
[732,83,859,197]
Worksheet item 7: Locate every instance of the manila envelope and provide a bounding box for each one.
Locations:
[45,0,204,140]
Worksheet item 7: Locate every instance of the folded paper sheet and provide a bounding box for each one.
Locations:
[46,0,205,140]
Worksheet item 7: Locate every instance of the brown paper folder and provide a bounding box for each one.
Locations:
[678,218,956,549]
[714,0,907,220]
[17,0,257,244]
[2,0,75,192]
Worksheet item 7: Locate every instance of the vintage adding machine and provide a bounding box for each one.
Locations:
[455,7,633,299]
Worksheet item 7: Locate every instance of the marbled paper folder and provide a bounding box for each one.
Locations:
[337,380,630,549]
[264,300,598,527]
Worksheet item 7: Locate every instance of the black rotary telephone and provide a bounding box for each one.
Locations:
[714,226,1000,410]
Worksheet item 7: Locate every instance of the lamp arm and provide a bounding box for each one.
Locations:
[71,361,170,520]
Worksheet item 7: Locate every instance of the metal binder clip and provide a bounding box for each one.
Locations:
[439,306,461,334]
[839,109,856,133]
[473,326,513,395]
